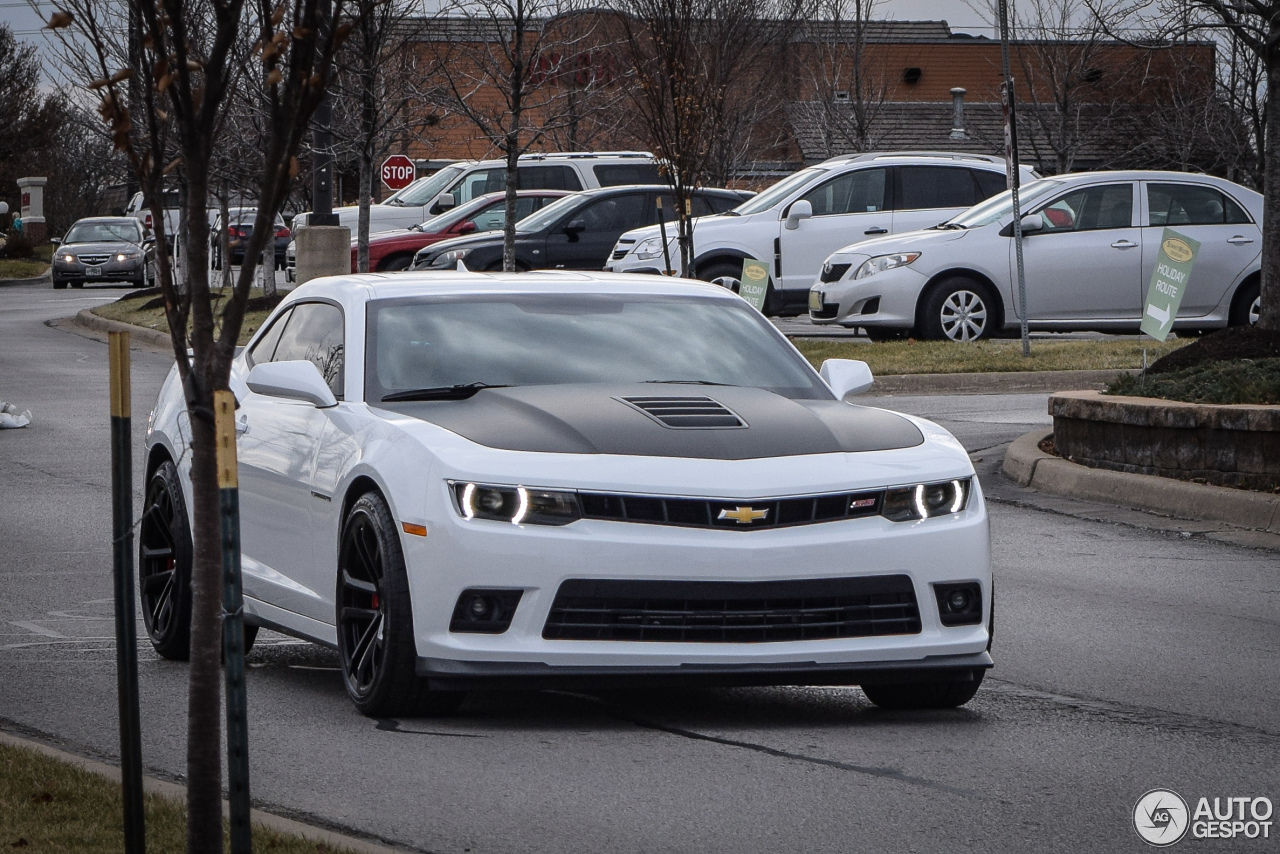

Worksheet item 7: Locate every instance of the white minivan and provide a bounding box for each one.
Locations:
[605,152,1039,315]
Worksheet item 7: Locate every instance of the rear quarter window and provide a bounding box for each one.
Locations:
[593,163,661,186]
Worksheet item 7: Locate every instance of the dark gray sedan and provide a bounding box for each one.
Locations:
[52,217,155,290]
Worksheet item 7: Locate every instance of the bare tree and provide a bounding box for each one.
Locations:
[41,0,351,848]
[423,0,590,271]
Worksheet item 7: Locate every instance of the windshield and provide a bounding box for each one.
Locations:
[384,165,466,207]
[945,179,1061,228]
[365,294,828,401]
[415,194,502,232]
[513,193,583,233]
[731,168,826,216]
[65,221,143,244]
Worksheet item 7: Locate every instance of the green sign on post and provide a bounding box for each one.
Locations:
[1140,228,1200,342]
[739,259,770,313]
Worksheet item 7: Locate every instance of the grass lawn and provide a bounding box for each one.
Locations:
[1,740,357,853]
[791,336,1190,375]
[0,244,53,279]
[92,288,279,344]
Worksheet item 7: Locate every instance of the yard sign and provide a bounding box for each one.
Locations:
[1140,229,1200,342]
[739,259,770,312]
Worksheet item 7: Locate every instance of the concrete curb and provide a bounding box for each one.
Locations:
[868,368,1134,396]
[0,269,51,287]
[1003,427,1280,534]
[73,307,174,349]
[0,729,412,854]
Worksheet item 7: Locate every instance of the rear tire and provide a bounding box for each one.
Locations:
[378,254,414,272]
[919,278,998,342]
[337,492,465,717]
[1230,278,1261,327]
[700,260,782,315]
[861,671,985,710]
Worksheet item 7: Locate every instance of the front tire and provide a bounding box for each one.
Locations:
[139,461,194,660]
[919,278,998,342]
[378,254,414,272]
[337,493,465,717]
[861,671,985,710]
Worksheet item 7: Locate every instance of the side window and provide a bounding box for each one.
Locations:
[973,169,1008,201]
[519,166,569,190]
[898,166,977,210]
[705,194,742,214]
[1038,184,1133,232]
[593,163,661,186]
[800,168,887,216]
[470,203,506,233]
[1148,183,1252,226]
[246,308,292,367]
[270,302,345,398]
[574,194,648,232]
[450,168,504,205]
[651,194,715,222]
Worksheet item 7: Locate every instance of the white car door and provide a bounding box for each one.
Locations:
[237,301,346,623]
[779,167,890,293]
[1141,181,1261,317]
[1018,182,1142,322]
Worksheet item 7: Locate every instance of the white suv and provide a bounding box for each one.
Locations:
[295,151,658,233]
[605,152,1038,315]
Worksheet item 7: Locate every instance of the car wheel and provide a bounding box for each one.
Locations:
[861,671,984,710]
[863,327,909,342]
[1230,279,1260,327]
[700,261,782,315]
[378,254,414,272]
[920,278,997,342]
[337,492,465,717]
[139,461,194,660]
[53,280,68,290]
[70,280,84,289]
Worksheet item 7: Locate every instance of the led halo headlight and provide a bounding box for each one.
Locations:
[452,481,581,526]
[881,478,970,522]
[633,237,667,261]
[854,252,921,281]
[430,249,469,269]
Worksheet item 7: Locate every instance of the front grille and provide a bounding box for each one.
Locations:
[810,302,840,320]
[78,254,111,265]
[619,395,745,429]
[820,262,851,283]
[579,489,881,530]
[544,575,922,642]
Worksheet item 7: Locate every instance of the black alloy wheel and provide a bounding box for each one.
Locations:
[336,492,465,717]
[139,461,194,660]
[860,671,985,710]
[378,254,414,272]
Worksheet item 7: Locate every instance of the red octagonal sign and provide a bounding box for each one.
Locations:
[381,155,416,191]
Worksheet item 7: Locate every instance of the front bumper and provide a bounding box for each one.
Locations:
[52,257,145,284]
[809,265,928,329]
[404,489,992,683]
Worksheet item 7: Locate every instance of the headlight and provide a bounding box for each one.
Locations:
[116,251,140,262]
[633,237,666,261]
[431,249,468,269]
[854,252,920,280]
[61,254,75,263]
[452,482,581,526]
[881,478,970,522]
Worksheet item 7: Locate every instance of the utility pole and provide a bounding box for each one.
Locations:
[999,0,1031,357]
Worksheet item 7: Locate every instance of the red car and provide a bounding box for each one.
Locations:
[353,190,572,272]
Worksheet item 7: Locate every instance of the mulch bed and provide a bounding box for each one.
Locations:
[1148,326,1280,374]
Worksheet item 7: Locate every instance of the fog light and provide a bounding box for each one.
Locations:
[450,588,523,634]
[933,582,982,627]
[947,589,970,612]
[467,594,492,619]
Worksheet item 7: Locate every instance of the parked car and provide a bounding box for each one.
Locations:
[294,151,660,233]
[210,208,291,270]
[141,270,992,716]
[809,171,1264,340]
[606,152,1039,316]
[414,185,750,272]
[353,190,572,273]
[51,217,155,290]
[125,189,182,252]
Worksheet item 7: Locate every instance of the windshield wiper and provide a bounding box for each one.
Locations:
[720,210,741,216]
[642,379,735,386]
[382,382,509,402]
[939,222,967,230]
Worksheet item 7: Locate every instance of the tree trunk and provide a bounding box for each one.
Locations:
[1261,47,1280,330]
[504,138,519,272]
[358,154,371,274]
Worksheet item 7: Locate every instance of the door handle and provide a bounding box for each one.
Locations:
[1110,240,1138,249]
[864,227,888,235]
[1227,235,1255,245]
[235,415,249,435]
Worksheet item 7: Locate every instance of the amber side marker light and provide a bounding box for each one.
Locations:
[401,522,428,537]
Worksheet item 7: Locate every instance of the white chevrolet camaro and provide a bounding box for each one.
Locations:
[142,271,992,716]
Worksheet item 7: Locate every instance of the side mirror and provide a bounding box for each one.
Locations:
[246,360,337,408]
[820,358,875,399]
[564,218,585,234]
[785,200,813,230]
[437,192,456,211]
[50,237,61,245]
[457,221,477,235]
[1019,213,1044,233]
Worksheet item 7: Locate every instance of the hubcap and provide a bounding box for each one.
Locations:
[940,290,988,342]
[1249,295,1261,325]
[338,513,386,696]
[709,275,741,293]
[139,482,178,639]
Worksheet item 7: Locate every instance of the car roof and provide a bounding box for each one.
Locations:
[1033,170,1259,192]
[568,184,745,198]
[72,216,140,225]
[289,270,741,305]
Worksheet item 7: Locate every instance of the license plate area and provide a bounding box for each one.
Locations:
[86,265,102,276]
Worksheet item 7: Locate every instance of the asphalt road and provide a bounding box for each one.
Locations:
[1,281,1277,853]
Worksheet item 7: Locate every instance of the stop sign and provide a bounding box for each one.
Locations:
[381,155,416,191]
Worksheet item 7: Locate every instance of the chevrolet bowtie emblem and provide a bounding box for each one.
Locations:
[718,506,769,524]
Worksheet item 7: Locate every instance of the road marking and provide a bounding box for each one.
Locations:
[9,620,67,638]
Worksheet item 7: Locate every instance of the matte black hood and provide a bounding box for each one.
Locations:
[378,384,923,460]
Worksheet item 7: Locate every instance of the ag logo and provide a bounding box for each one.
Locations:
[742,263,768,283]
[1161,237,1194,263]
[1134,789,1190,846]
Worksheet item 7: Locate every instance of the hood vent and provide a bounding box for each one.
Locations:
[620,395,746,429]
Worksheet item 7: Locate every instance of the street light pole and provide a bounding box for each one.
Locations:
[310,0,338,227]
